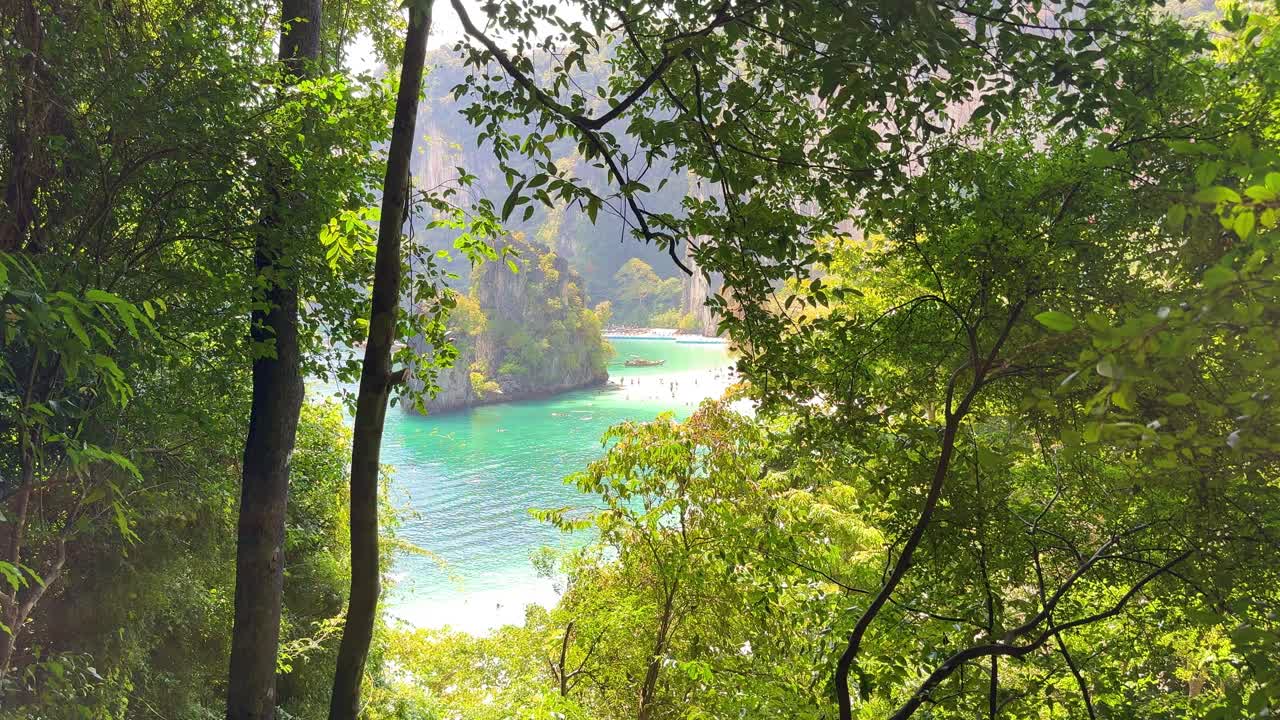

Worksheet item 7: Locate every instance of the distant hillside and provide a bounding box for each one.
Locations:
[406,236,610,414]
[405,49,719,331]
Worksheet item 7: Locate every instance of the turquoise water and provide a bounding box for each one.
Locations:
[374,338,734,631]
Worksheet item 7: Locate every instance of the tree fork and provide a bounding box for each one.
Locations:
[328,4,433,718]
[834,299,1025,720]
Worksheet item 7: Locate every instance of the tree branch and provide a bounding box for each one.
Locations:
[835,299,1025,720]
[885,548,1193,720]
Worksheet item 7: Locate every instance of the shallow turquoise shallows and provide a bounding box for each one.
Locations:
[363,338,733,632]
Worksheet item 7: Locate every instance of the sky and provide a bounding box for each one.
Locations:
[349,0,586,75]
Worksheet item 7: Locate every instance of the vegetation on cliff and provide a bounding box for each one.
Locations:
[409,237,610,414]
[411,55,724,332]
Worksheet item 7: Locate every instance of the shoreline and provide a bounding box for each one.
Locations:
[386,575,562,636]
[404,373,609,417]
[599,364,740,409]
[387,356,741,636]
[603,327,727,343]
[403,332,731,417]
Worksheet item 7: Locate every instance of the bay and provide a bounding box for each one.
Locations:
[377,337,734,633]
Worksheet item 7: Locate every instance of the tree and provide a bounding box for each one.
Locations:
[226,2,324,717]
[609,258,682,326]
[1,0,393,713]
[328,3,434,717]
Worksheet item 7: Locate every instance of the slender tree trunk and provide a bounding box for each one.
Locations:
[0,538,64,675]
[638,580,678,720]
[988,657,999,719]
[1,0,46,252]
[328,5,432,718]
[556,621,575,696]
[0,437,36,675]
[226,2,320,718]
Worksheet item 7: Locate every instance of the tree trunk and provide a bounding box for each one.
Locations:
[0,538,64,675]
[638,580,678,720]
[327,5,432,718]
[0,436,36,675]
[1,0,47,252]
[226,2,320,719]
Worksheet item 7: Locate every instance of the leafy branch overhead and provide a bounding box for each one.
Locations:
[2,1,1279,720]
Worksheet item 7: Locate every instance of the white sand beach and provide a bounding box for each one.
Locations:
[602,364,741,412]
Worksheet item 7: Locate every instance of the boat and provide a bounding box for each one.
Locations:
[624,358,666,367]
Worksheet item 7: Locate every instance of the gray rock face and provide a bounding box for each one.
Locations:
[405,239,609,415]
[405,344,475,414]
[682,234,720,337]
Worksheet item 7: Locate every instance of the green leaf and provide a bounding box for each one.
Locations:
[1194,162,1219,189]
[114,304,139,339]
[1232,210,1255,240]
[501,191,518,222]
[1165,392,1192,406]
[1202,265,1237,289]
[1082,422,1102,443]
[19,564,45,589]
[60,308,91,347]
[1244,185,1277,202]
[0,562,23,592]
[1191,186,1241,204]
[85,288,125,305]
[112,502,137,543]
[1112,384,1135,411]
[1034,311,1075,332]
[1096,358,1119,378]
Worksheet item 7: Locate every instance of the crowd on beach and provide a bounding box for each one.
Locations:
[609,365,738,404]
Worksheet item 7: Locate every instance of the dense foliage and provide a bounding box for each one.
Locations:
[0,0,400,714]
[3,0,1279,719]
[371,0,1280,718]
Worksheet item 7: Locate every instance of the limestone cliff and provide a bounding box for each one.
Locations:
[682,235,721,337]
[406,238,610,414]
[679,179,724,337]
